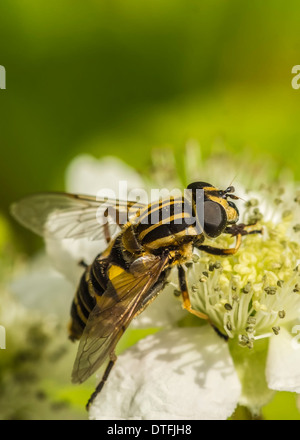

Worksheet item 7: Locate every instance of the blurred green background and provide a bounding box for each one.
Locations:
[1,0,300,420]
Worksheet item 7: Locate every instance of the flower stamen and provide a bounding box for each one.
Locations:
[184,184,300,349]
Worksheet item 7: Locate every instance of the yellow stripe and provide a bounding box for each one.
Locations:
[138,211,192,240]
[77,288,92,314]
[204,186,218,192]
[74,295,88,324]
[144,235,177,249]
[207,194,228,209]
[137,197,184,224]
[145,227,198,250]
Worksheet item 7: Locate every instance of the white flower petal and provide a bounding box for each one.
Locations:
[131,288,186,329]
[266,327,300,393]
[65,154,146,198]
[89,326,241,420]
[45,237,104,285]
[10,252,73,318]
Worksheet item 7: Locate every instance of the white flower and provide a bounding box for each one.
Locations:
[10,252,74,319]
[83,146,300,419]
[266,327,300,393]
[13,147,300,419]
[89,327,241,420]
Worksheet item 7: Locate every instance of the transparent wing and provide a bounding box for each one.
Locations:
[71,253,169,383]
[11,192,145,241]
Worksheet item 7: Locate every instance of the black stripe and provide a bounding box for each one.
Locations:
[169,222,190,234]
[69,268,99,337]
[138,199,186,226]
[91,260,107,289]
[205,190,223,199]
[70,300,86,330]
[78,274,96,314]
[90,266,106,297]
[108,235,129,270]
[141,224,171,244]
[141,221,189,244]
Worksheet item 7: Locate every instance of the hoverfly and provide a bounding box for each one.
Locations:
[11,181,259,409]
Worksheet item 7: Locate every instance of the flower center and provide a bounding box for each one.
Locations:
[183,199,300,348]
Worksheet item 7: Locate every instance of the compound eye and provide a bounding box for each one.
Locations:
[204,200,227,237]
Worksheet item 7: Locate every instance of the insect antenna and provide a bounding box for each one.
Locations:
[224,175,246,202]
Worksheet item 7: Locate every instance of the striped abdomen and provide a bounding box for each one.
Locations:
[68,256,109,341]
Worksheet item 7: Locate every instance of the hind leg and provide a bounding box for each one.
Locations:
[86,352,117,410]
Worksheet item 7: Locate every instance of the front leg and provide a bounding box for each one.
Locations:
[197,233,242,256]
[197,222,262,257]
[225,222,262,237]
[177,265,228,340]
[178,265,208,320]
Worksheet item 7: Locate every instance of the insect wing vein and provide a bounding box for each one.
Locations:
[11,192,145,241]
[71,254,169,384]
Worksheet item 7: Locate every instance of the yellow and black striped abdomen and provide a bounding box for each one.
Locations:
[68,257,109,341]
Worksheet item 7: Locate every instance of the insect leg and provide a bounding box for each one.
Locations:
[178,266,229,340]
[225,222,262,237]
[103,220,111,244]
[85,351,117,411]
[78,260,88,268]
[211,324,229,341]
[178,265,209,320]
[103,205,128,244]
[197,233,242,256]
